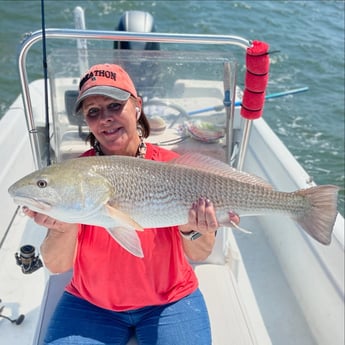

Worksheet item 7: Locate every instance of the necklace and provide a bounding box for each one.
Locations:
[136,138,147,158]
[93,131,147,159]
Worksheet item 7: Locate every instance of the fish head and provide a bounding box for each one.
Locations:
[8,160,112,222]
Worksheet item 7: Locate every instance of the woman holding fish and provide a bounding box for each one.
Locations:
[23,64,239,345]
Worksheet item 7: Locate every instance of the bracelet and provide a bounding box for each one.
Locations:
[179,230,202,241]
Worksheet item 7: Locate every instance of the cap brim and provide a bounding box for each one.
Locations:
[75,86,131,114]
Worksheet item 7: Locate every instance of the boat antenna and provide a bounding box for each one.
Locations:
[40,0,51,166]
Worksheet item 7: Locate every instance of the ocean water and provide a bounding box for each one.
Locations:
[0,0,344,214]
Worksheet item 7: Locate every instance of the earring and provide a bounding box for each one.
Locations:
[136,107,141,120]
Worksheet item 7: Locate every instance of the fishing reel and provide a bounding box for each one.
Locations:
[15,244,43,274]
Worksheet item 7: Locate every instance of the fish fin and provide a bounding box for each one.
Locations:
[295,185,339,245]
[219,217,252,234]
[170,153,273,189]
[106,226,144,258]
[105,204,144,231]
[229,221,252,234]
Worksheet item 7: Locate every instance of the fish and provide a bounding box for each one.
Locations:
[8,153,339,258]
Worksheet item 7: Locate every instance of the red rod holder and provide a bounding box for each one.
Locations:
[241,40,270,120]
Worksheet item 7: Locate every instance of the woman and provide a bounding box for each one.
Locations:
[24,63,239,345]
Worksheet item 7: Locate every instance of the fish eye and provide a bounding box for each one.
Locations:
[37,179,48,188]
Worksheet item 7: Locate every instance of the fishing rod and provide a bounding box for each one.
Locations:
[187,86,309,116]
[41,0,51,166]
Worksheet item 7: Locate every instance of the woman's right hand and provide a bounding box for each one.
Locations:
[23,206,71,232]
[22,206,78,273]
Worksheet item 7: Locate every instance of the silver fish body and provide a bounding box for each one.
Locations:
[8,153,339,257]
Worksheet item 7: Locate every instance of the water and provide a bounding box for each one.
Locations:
[0,0,344,214]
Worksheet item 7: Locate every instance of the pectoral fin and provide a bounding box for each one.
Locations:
[106,226,144,258]
[105,204,144,231]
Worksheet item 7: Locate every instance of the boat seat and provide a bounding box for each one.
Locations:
[64,90,84,127]
[51,90,89,161]
[58,131,90,160]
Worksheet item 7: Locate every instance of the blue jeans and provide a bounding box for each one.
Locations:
[44,289,211,345]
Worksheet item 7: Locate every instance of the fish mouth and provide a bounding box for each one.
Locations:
[13,196,52,211]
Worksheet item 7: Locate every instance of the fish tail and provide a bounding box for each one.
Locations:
[295,185,340,245]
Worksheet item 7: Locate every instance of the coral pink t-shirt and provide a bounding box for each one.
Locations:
[66,143,198,311]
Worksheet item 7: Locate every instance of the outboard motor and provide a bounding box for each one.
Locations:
[114,10,163,98]
[114,10,160,50]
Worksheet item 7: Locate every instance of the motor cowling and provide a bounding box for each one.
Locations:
[114,10,160,50]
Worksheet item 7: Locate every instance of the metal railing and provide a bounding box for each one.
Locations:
[17,28,252,169]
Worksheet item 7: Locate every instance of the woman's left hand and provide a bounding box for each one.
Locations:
[178,197,240,262]
[180,197,240,235]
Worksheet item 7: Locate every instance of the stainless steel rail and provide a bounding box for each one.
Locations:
[17,28,252,169]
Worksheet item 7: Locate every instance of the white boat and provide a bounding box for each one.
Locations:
[0,8,343,345]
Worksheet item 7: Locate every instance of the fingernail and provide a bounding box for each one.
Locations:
[205,198,211,207]
[22,206,28,213]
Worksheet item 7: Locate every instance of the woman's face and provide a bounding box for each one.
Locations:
[82,95,141,156]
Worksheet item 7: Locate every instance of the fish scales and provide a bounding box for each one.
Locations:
[8,153,340,257]
[91,156,319,223]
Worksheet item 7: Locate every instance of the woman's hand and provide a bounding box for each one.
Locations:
[23,206,78,273]
[23,206,71,232]
[180,197,240,235]
[179,197,240,261]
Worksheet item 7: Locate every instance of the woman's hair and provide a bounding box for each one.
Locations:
[85,96,150,147]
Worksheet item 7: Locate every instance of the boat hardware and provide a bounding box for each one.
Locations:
[0,300,25,325]
[144,99,190,128]
[150,136,189,146]
[223,60,237,165]
[15,244,43,274]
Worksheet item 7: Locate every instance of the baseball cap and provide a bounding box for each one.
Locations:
[75,63,138,113]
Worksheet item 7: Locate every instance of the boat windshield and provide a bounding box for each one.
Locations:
[42,49,238,163]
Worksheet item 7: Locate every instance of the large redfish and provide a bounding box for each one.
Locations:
[8,153,339,257]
